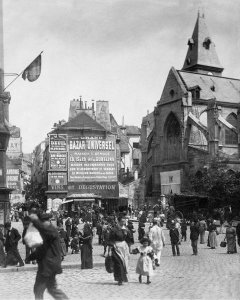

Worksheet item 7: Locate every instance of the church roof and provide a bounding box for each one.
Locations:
[182,13,223,74]
[178,70,240,104]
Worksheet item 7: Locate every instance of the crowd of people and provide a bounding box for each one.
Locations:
[0,205,240,299]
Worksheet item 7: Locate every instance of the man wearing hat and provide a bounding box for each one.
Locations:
[149,218,165,266]
[4,221,24,267]
[28,212,68,300]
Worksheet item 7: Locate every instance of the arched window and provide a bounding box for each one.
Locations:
[164,113,181,161]
[225,113,237,145]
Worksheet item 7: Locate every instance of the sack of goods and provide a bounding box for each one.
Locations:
[105,255,114,273]
[24,223,43,248]
[220,241,227,247]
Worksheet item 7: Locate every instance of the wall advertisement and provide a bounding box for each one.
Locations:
[49,152,67,170]
[49,134,67,152]
[68,182,119,198]
[7,137,21,154]
[6,168,20,190]
[68,135,117,182]
[48,172,68,191]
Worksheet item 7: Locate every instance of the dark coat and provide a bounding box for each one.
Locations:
[170,228,180,244]
[5,228,21,252]
[28,219,62,277]
[190,222,200,241]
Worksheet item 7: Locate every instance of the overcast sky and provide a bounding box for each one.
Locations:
[3,0,240,153]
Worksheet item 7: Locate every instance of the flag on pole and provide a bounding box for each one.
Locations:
[22,54,42,82]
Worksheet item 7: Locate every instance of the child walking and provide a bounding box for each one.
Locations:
[135,237,154,284]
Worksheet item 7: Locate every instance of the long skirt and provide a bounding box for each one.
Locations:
[112,241,129,283]
[208,231,217,248]
[60,239,67,257]
[0,241,6,266]
[200,231,205,244]
[81,244,93,269]
[226,236,237,253]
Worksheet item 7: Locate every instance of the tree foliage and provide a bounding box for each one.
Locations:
[190,158,240,209]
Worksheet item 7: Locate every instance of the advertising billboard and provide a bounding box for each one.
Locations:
[6,168,20,190]
[48,172,68,191]
[49,152,67,170]
[7,137,21,154]
[49,134,67,152]
[68,135,117,182]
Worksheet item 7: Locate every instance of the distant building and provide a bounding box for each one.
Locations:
[6,125,32,204]
[31,98,142,212]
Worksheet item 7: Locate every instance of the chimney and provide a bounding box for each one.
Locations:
[92,100,95,113]
[96,100,111,131]
[85,101,87,109]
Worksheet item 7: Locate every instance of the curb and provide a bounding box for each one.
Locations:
[0,262,104,274]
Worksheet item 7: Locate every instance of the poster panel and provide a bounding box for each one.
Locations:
[68,135,117,182]
[49,152,67,170]
[6,168,20,190]
[48,172,67,191]
[49,134,67,152]
[7,137,21,154]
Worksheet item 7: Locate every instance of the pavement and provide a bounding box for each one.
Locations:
[0,221,239,300]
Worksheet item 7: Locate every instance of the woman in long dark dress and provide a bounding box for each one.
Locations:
[109,216,130,285]
[80,223,93,269]
[225,221,237,254]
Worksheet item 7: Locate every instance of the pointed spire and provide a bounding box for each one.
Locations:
[182,12,223,76]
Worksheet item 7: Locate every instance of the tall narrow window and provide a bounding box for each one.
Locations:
[225,113,237,145]
[164,113,181,161]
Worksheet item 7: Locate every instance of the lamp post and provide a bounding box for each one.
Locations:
[0,0,11,225]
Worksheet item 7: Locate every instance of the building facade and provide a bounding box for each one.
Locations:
[142,13,240,210]
[30,99,142,211]
[6,125,32,204]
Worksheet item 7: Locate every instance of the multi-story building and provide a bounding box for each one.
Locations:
[31,99,143,212]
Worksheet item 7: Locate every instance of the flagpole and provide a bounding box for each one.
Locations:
[3,50,43,91]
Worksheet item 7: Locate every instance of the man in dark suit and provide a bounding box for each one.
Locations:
[4,221,24,267]
[28,213,68,300]
[190,218,200,255]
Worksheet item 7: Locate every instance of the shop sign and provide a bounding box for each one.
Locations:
[7,137,21,154]
[49,134,67,152]
[6,168,20,190]
[68,182,119,198]
[49,152,67,170]
[68,135,117,182]
[48,172,67,191]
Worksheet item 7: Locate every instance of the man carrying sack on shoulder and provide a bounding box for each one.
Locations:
[28,212,68,300]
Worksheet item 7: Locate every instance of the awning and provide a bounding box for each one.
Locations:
[61,198,95,204]
[73,198,95,202]
[61,199,74,204]
[66,193,102,200]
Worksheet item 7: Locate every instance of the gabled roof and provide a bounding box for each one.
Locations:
[182,13,223,74]
[125,125,141,136]
[178,70,240,104]
[53,111,107,132]
[110,114,130,153]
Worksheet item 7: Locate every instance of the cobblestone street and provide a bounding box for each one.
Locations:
[0,222,239,300]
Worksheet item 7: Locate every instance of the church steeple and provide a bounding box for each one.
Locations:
[182,12,223,76]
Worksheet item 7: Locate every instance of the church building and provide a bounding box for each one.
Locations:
[142,12,240,209]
